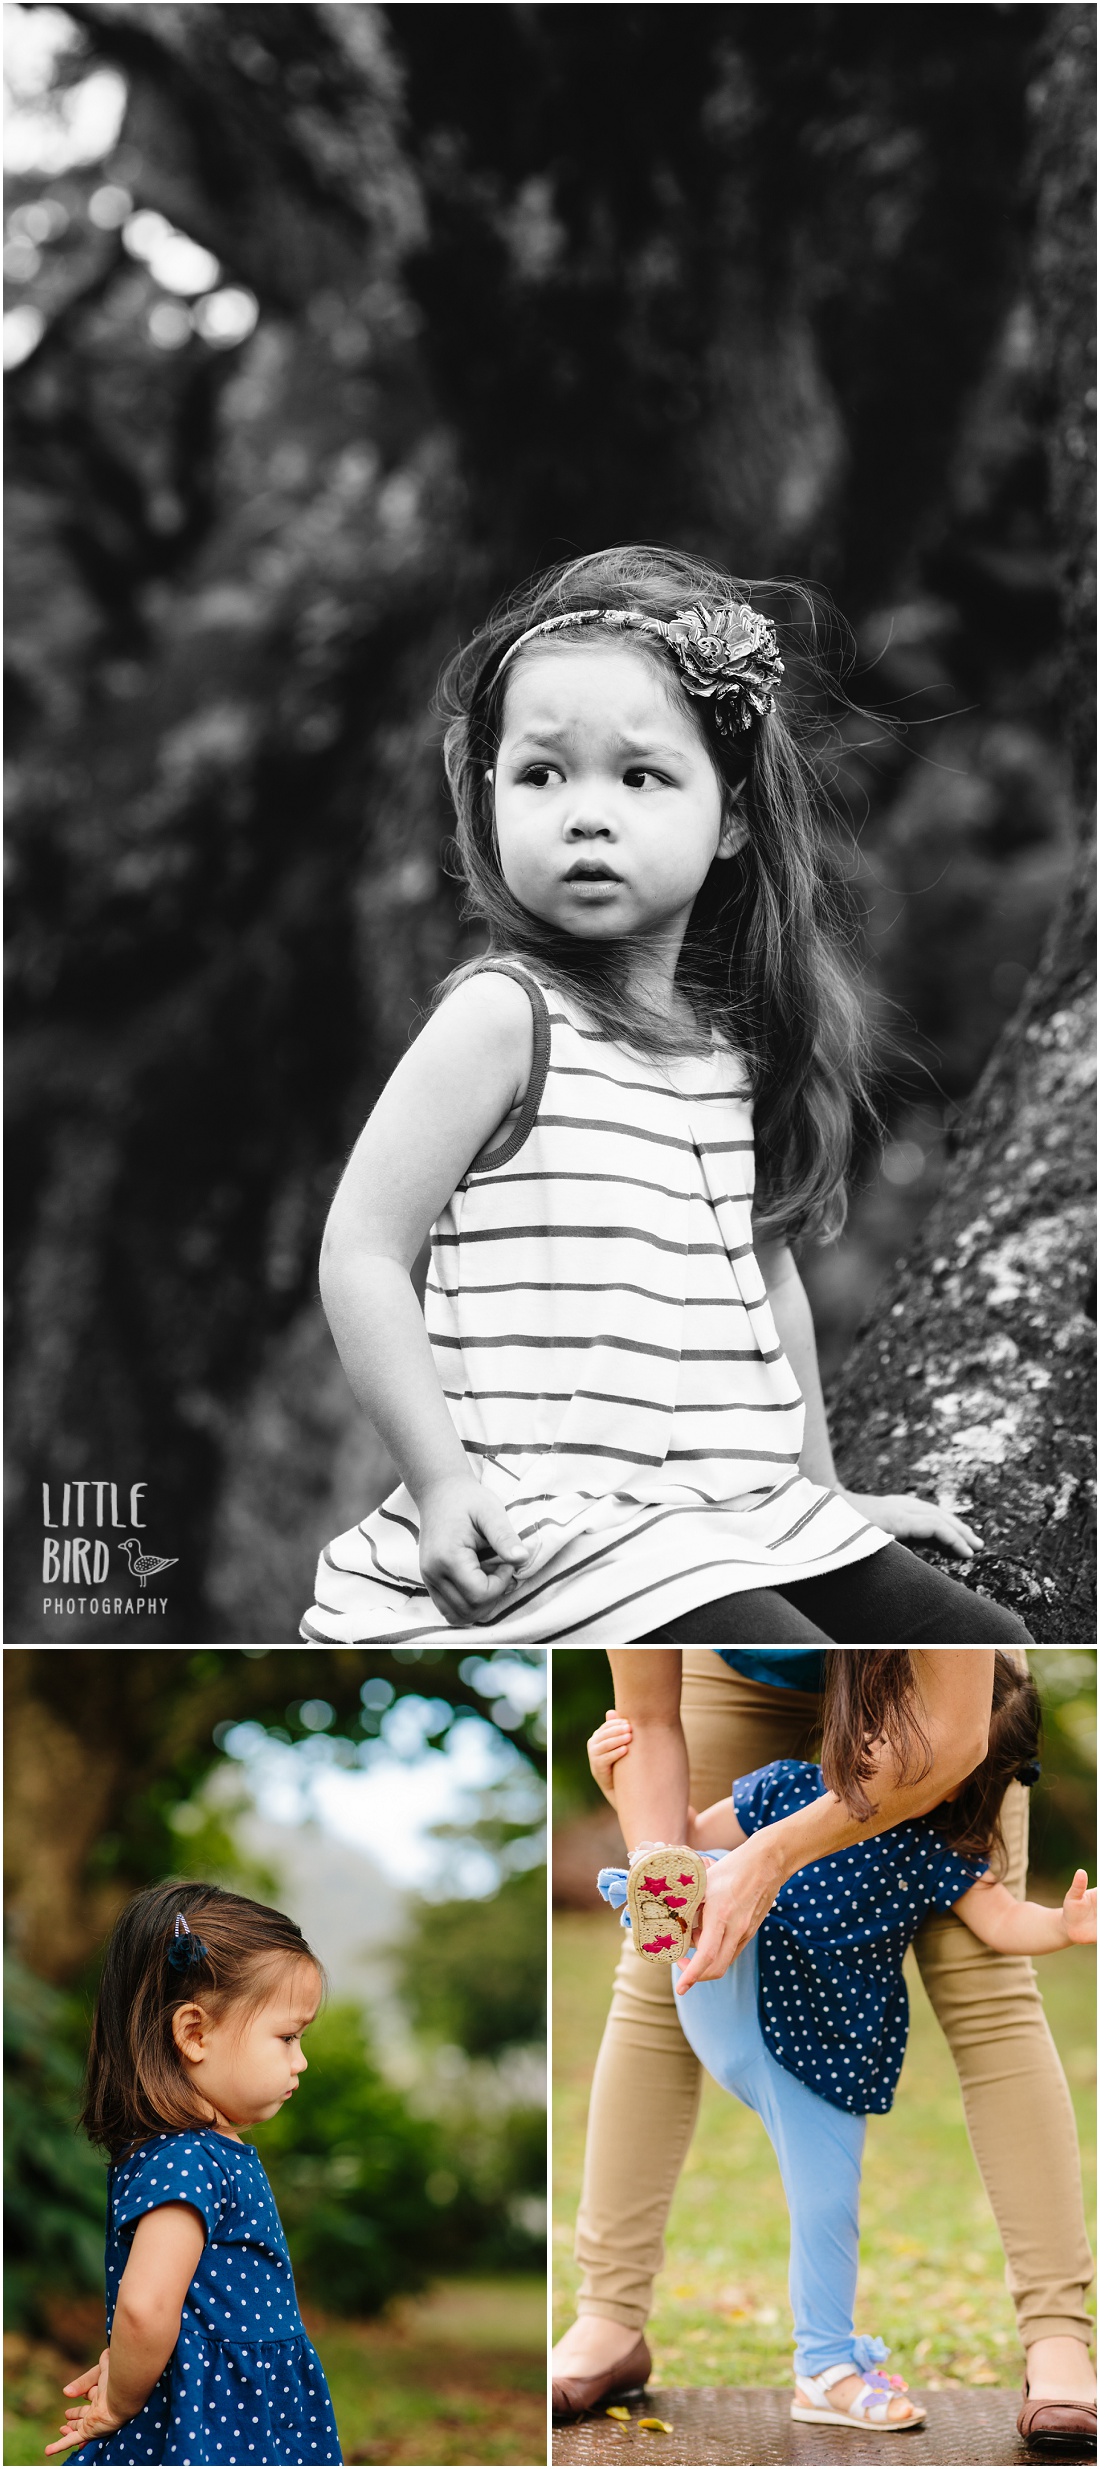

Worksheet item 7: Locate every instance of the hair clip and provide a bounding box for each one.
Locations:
[1015,1759,1041,1787]
[166,1911,210,1973]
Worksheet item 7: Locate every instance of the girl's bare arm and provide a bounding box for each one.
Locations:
[953,1867,1097,1954]
[319,973,536,1624]
[757,1242,984,1561]
[688,1796,747,1852]
[48,2206,206,2454]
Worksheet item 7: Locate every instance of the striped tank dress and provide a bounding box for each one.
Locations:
[302,963,890,1643]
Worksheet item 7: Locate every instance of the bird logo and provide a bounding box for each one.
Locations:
[118,1538,179,1589]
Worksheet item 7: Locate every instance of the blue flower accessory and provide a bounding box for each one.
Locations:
[492,601,784,737]
[1016,1759,1041,1787]
[166,1912,210,1974]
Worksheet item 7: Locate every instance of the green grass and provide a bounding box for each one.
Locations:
[553,1910,1096,2391]
[4,2279,546,2468]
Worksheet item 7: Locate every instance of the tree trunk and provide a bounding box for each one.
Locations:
[828,4,1096,1643]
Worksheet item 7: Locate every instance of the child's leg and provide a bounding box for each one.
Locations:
[779,1543,1034,1642]
[569,1658,821,2341]
[674,1943,868,2381]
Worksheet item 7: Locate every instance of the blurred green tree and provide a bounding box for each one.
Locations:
[253,2002,543,2313]
[4,1647,544,1984]
[551,1653,615,1821]
[395,1864,546,2057]
[3,1960,107,2332]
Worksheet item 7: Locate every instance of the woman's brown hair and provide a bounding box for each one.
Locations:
[80,1880,323,2160]
[821,1650,1041,1871]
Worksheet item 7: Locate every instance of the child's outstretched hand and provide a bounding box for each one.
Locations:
[417,1473,532,1627]
[46,2351,125,2454]
[1062,1870,1097,1944]
[588,1712,633,1804]
[838,1489,984,1558]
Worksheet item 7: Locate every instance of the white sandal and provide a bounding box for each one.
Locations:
[792,2362,926,2433]
[625,1846,708,1963]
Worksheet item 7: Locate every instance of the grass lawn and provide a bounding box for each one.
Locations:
[4,2278,546,2468]
[553,1908,1096,2391]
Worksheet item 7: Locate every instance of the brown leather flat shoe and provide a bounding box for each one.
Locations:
[551,2333,652,2424]
[1018,2383,1097,2451]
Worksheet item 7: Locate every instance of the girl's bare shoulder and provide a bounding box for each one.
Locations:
[431,966,536,1086]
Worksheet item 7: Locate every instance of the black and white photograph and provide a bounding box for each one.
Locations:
[6,5,1095,1647]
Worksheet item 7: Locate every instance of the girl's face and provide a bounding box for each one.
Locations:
[492,642,744,963]
[172,1959,321,2138]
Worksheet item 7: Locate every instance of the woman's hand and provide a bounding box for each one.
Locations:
[46,2352,126,2455]
[417,1474,532,1626]
[587,1712,633,1804]
[674,1831,786,1993]
[1062,1870,1097,1945]
[839,1490,984,1559]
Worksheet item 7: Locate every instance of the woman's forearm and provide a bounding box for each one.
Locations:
[604,1651,689,1847]
[755,1654,995,1886]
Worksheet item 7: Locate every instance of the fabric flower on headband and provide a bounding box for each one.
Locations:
[492,601,783,738]
[663,603,783,735]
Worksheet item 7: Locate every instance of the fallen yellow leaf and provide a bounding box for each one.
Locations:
[637,2419,673,2433]
[605,2407,631,2421]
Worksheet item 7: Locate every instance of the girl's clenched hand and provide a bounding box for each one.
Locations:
[587,1712,633,1804]
[46,2352,126,2455]
[417,1474,532,1627]
[839,1490,984,1559]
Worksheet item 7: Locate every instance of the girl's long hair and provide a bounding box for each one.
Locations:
[80,1880,323,2160]
[821,1649,1041,1872]
[435,544,878,1243]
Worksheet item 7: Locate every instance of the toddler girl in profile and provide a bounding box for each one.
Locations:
[48,1881,340,2466]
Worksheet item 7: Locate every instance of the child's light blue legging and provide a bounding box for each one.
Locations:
[673,1938,883,2381]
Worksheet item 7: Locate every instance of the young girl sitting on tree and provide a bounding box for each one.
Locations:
[306,543,1032,1643]
[589,1652,1096,2433]
[48,1882,341,2467]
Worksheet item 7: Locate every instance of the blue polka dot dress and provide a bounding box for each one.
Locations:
[69,2131,341,2466]
[734,1760,988,2113]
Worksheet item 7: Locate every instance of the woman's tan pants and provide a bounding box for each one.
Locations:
[574,1653,1094,2347]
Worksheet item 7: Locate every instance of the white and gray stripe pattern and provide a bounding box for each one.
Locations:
[303,965,889,1641]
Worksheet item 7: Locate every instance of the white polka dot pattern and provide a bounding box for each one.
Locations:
[68,2132,341,2464]
[735,1760,987,2114]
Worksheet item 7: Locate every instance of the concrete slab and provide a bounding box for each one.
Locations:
[553,2385,1095,2467]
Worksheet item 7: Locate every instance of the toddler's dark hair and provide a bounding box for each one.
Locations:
[931,1652,1042,1871]
[80,1880,323,2159]
[435,543,879,1244]
[821,1649,1040,1872]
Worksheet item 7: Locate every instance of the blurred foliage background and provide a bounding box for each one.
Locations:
[4,1646,546,2465]
[4,4,1090,1641]
[551,1647,1098,1880]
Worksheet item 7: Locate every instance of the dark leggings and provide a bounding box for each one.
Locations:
[639,1541,1034,1643]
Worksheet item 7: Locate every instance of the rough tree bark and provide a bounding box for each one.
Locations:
[828,5,1096,1642]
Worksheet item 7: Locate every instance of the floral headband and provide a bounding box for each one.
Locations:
[491,601,784,738]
